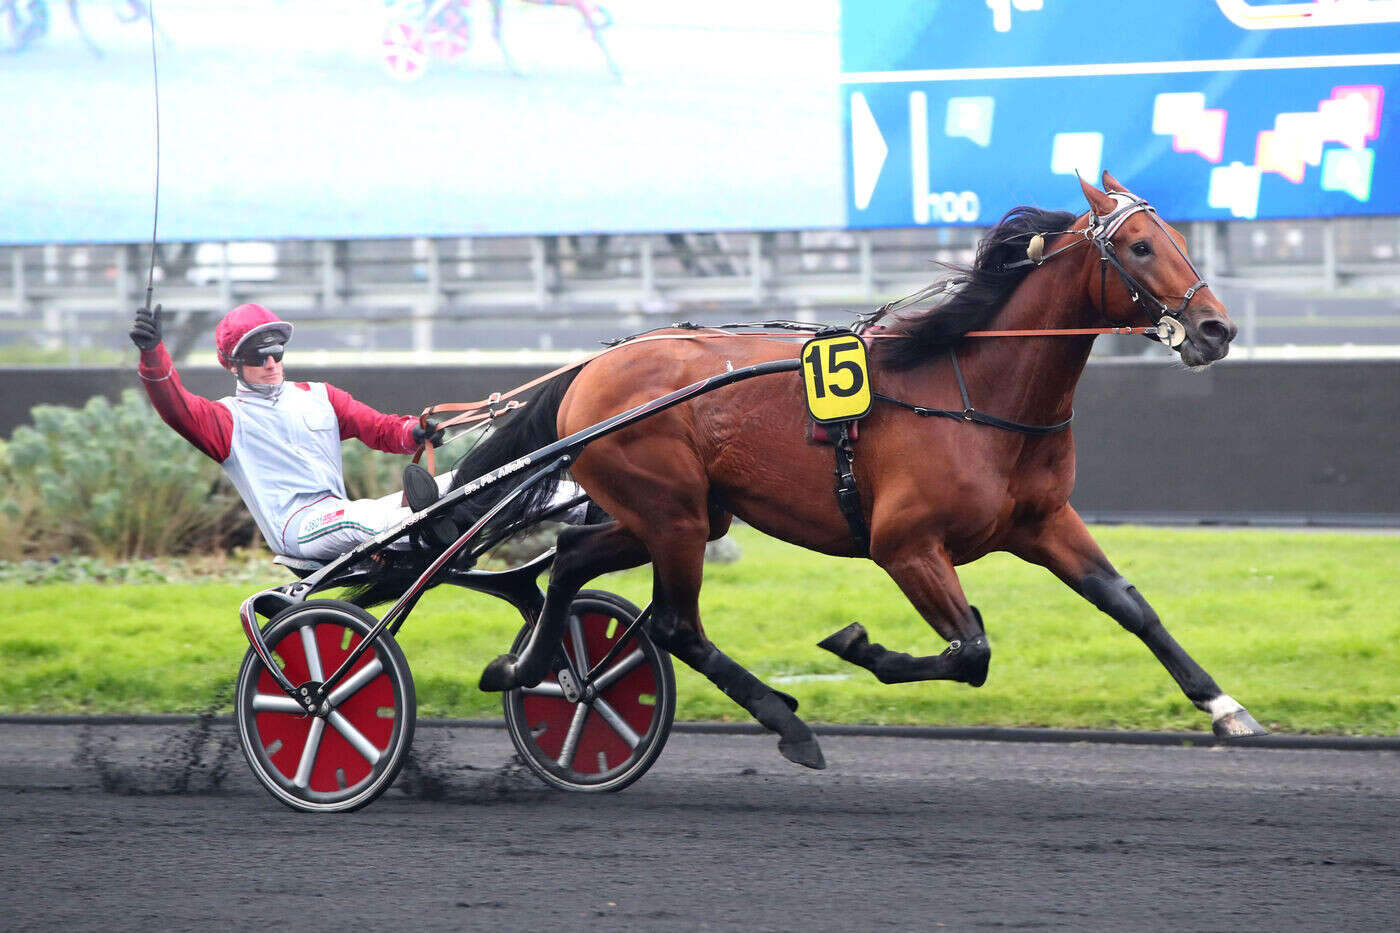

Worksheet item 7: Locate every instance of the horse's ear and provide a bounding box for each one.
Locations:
[1078,172,1117,215]
[1101,169,1128,194]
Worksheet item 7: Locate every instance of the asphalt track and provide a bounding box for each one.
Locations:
[2,721,1397,931]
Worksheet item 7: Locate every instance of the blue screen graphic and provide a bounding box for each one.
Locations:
[841,0,1400,226]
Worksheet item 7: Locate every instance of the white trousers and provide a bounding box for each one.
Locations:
[288,474,588,561]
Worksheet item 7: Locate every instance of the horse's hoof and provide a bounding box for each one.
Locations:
[478,654,519,692]
[952,635,990,688]
[1213,707,1269,739]
[778,736,827,770]
[773,689,799,712]
[817,622,868,660]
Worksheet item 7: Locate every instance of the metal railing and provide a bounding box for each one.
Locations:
[2,219,1397,364]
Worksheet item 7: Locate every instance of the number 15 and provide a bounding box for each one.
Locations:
[804,339,865,398]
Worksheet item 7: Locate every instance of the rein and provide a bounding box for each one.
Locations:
[414,192,1201,462]
[417,323,1144,432]
[413,321,1093,470]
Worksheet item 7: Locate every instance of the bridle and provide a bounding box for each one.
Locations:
[1018,190,1207,348]
[867,191,1209,349]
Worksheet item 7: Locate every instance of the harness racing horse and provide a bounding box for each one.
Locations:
[426,172,1267,768]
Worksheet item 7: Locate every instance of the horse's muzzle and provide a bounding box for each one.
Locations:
[1180,314,1236,365]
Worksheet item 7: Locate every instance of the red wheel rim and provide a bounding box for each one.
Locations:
[521,610,659,776]
[252,623,397,793]
[382,21,428,81]
[425,8,470,61]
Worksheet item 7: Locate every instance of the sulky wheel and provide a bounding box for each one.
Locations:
[381,20,429,81]
[235,600,415,813]
[503,590,675,792]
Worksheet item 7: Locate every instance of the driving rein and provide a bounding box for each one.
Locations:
[416,191,1208,463]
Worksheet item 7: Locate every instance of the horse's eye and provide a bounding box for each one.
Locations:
[1131,241,1152,257]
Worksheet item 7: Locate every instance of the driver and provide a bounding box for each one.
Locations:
[131,302,567,561]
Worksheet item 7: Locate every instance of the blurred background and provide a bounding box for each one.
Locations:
[2,0,1398,536]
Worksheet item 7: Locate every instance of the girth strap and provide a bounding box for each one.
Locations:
[831,422,870,558]
[873,349,1073,437]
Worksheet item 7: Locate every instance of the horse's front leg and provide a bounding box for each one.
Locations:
[1008,505,1267,739]
[819,541,991,687]
[479,520,648,690]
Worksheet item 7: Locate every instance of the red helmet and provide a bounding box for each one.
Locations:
[215,304,294,369]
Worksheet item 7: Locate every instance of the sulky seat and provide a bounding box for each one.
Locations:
[273,554,326,575]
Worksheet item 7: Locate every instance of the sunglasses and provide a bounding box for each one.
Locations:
[236,344,284,366]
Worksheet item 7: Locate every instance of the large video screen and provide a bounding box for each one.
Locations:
[842,0,1400,226]
[6,1,1398,244]
[1,0,844,243]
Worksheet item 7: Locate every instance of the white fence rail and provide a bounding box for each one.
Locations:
[2,219,1398,363]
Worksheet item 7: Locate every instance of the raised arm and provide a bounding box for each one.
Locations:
[137,343,234,462]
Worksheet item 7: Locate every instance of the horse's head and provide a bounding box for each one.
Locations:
[1077,172,1236,366]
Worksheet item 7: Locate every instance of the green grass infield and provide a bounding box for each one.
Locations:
[2,525,1397,734]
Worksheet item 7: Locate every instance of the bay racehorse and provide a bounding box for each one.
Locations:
[383,171,1267,768]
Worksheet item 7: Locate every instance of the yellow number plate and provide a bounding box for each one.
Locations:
[801,333,872,424]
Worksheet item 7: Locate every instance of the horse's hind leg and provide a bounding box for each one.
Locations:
[643,519,825,769]
[488,0,522,75]
[819,543,992,686]
[479,520,649,691]
[1009,505,1267,739]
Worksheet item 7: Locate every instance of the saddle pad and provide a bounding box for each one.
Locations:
[807,420,858,445]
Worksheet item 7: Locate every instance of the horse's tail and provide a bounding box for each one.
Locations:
[447,368,581,533]
[346,369,580,609]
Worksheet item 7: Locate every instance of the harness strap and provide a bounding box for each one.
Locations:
[871,348,1073,437]
[873,392,1072,436]
[950,350,973,411]
[831,422,870,557]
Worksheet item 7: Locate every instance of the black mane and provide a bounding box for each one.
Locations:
[876,206,1076,369]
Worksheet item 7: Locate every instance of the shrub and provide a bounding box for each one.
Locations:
[0,391,253,559]
[0,392,482,560]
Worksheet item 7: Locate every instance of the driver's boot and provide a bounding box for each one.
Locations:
[402,464,459,549]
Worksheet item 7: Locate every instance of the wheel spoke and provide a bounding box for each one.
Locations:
[557,702,590,769]
[567,612,590,671]
[591,649,644,692]
[592,697,641,749]
[293,717,326,789]
[521,682,565,697]
[327,658,384,708]
[251,693,303,714]
[328,711,383,766]
[300,625,324,681]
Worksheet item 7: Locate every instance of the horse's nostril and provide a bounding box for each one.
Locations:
[1198,318,1235,346]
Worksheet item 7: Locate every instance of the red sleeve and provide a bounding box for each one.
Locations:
[137,344,233,462]
[325,383,417,455]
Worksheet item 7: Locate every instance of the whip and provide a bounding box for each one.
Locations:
[143,0,160,311]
